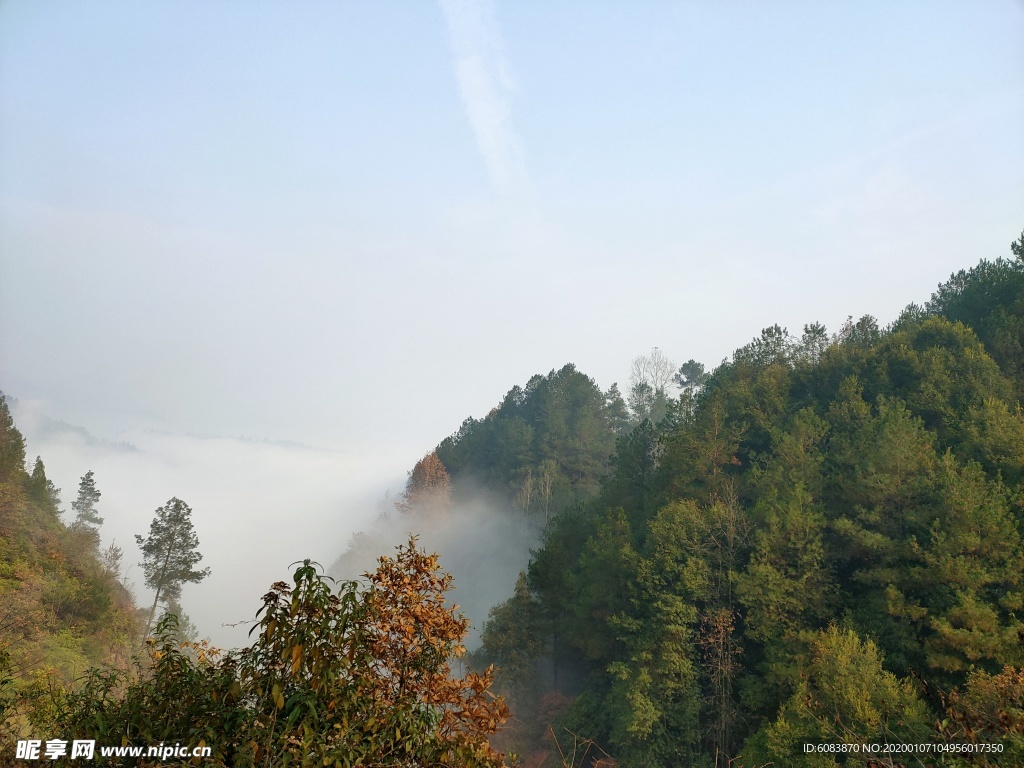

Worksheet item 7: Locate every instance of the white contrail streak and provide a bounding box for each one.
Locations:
[439,0,526,192]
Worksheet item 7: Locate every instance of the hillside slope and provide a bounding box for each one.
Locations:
[0,396,141,743]
[475,237,1024,767]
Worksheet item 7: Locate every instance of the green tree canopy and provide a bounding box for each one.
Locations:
[70,469,103,535]
[135,497,210,635]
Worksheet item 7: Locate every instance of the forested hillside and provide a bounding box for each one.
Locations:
[466,236,1024,766]
[328,363,624,653]
[5,234,1024,767]
[0,396,142,750]
[2,394,512,766]
[435,363,621,524]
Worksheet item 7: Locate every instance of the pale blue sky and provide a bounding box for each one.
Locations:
[1,1,1022,642]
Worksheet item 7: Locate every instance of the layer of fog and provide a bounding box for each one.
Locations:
[11,397,402,649]
[330,494,538,650]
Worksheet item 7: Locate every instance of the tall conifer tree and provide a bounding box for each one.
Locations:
[71,470,103,535]
[136,497,210,635]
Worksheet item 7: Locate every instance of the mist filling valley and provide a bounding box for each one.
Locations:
[332,361,629,649]
[329,491,537,649]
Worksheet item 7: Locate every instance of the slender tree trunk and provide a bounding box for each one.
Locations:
[146,584,163,638]
[145,530,176,636]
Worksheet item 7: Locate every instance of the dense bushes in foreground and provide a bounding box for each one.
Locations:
[21,542,509,767]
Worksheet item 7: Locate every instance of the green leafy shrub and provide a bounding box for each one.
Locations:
[29,540,510,767]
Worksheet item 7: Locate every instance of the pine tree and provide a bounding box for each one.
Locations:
[70,470,103,534]
[604,383,631,434]
[136,497,210,635]
[100,541,124,583]
[1011,228,1024,259]
[26,457,61,518]
[674,359,709,393]
[0,393,26,485]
